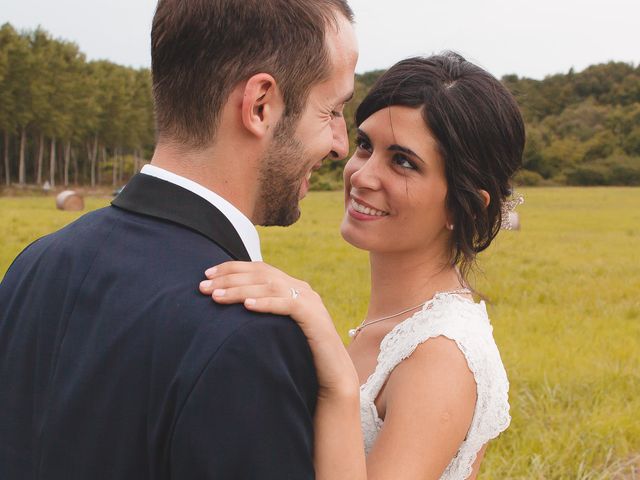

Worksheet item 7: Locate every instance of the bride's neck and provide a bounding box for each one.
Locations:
[366,248,463,321]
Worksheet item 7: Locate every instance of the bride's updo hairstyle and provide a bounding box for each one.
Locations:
[355,52,524,278]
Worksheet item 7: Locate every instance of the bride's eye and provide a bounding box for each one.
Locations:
[392,153,416,170]
[355,135,372,153]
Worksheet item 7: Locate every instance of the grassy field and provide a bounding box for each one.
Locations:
[1,188,639,478]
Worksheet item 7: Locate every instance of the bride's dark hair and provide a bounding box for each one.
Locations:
[355,52,525,279]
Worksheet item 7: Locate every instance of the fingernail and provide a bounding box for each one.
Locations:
[245,298,256,306]
[205,267,217,277]
[200,280,213,289]
[213,289,226,297]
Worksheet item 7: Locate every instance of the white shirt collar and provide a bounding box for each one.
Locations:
[140,164,262,261]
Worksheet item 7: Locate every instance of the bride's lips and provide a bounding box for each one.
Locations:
[347,195,389,221]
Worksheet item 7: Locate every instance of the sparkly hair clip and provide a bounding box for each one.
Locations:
[500,192,524,230]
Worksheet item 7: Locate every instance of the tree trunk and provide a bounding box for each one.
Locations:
[49,136,56,188]
[87,141,93,187]
[64,140,71,187]
[93,133,100,187]
[119,149,124,183]
[37,132,45,185]
[72,146,78,185]
[90,134,99,187]
[112,148,118,187]
[99,146,106,186]
[3,130,9,186]
[19,127,26,185]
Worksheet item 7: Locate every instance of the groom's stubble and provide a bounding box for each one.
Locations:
[254,114,310,227]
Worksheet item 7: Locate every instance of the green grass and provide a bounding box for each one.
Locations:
[0,196,113,273]
[1,188,639,478]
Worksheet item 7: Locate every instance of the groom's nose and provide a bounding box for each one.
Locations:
[329,116,349,160]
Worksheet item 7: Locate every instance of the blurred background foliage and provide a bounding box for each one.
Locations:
[1,23,639,191]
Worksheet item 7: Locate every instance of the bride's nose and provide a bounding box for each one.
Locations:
[349,156,383,191]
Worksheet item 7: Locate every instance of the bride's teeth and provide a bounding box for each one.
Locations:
[351,198,387,216]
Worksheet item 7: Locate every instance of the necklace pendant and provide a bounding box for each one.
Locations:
[348,328,358,338]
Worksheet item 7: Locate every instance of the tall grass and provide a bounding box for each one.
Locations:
[0,196,112,273]
[1,188,639,478]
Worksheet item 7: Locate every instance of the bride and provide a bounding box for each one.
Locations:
[199,52,524,479]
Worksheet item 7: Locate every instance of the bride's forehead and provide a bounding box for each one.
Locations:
[362,106,422,131]
[361,107,438,149]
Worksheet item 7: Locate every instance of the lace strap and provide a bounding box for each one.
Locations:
[362,293,479,399]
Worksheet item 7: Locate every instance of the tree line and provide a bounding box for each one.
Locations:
[312,61,640,188]
[0,24,154,189]
[503,62,640,186]
[1,23,639,190]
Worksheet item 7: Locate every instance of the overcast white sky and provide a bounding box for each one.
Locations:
[2,0,638,79]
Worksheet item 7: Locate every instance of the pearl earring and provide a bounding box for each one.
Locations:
[446,223,454,230]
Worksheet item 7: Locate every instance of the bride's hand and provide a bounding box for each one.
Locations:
[199,261,359,397]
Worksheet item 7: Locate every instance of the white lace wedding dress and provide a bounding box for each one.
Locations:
[359,292,510,479]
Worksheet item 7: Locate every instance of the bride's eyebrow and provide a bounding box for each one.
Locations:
[357,128,424,163]
[356,128,370,142]
[388,144,425,164]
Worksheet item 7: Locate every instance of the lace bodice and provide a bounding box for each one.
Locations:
[359,293,510,479]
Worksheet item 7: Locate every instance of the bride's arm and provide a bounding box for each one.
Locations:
[366,336,477,479]
[200,261,367,480]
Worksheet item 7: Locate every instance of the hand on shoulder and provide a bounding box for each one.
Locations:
[199,261,359,396]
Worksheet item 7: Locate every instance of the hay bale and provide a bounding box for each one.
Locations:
[56,191,84,211]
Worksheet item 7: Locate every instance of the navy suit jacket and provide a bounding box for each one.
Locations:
[0,174,317,479]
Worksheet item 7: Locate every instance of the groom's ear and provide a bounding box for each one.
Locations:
[240,73,284,139]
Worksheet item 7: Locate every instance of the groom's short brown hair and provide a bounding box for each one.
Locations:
[151,0,354,147]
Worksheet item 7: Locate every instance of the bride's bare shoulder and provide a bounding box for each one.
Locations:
[387,335,477,413]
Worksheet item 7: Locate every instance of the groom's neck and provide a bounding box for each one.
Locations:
[150,139,260,222]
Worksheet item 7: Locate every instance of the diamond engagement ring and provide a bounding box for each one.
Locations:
[290,287,300,300]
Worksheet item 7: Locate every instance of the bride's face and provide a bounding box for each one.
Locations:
[340,106,451,255]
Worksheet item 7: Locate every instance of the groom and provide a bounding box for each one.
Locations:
[0,0,357,478]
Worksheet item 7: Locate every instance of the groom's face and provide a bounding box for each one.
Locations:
[255,14,358,226]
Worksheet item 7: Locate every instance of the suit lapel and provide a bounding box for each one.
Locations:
[111,174,251,261]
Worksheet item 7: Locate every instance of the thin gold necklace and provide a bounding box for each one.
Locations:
[348,288,471,339]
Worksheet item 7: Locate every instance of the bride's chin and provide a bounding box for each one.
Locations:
[340,222,371,251]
